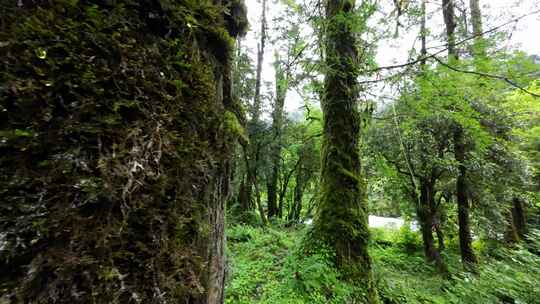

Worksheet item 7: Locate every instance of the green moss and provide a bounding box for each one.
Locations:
[224,110,248,143]
[0,0,246,302]
[308,0,379,302]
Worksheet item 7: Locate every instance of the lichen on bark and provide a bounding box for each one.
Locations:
[0,1,246,303]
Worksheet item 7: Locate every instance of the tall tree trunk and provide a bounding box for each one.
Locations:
[454,127,478,267]
[442,0,478,268]
[442,0,457,60]
[243,145,268,226]
[291,156,305,222]
[267,60,287,218]
[504,217,520,244]
[435,225,446,251]
[511,197,527,240]
[245,0,268,222]
[0,1,246,303]
[311,1,379,302]
[252,0,267,125]
[434,194,447,251]
[504,197,527,244]
[238,174,252,218]
[418,181,448,274]
[253,174,268,226]
[417,0,447,270]
[266,176,279,218]
[420,0,428,66]
[469,0,486,59]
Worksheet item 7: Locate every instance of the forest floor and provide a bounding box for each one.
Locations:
[225,224,540,304]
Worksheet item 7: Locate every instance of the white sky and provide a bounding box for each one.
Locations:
[243,0,540,115]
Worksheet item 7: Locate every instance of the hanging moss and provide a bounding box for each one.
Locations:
[0,0,246,303]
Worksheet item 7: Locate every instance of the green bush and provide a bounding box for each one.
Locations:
[394,224,423,253]
[282,246,356,303]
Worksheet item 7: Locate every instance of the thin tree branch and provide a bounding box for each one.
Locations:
[368,9,540,73]
[432,56,540,98]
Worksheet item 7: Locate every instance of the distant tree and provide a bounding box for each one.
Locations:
[241,0,269,225]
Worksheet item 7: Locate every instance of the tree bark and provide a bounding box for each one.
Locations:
[267,173,279,218]
[469,0,486,59]
[291,156,305,222]
[238,174,252,218]
[435,221,446,251]
[416,0,447,271]
[442,0,457,60]
[279,157,301,219]
[420,0,428,67]
[311,1,379,302]
[434,193,447,251]
[511,197,527,240]
[418,181,448,274]
[0,1,246,303]
[504,210,520,244]
[454,126,478,267]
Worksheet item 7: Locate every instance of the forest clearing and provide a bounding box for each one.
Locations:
[1,0,539,303]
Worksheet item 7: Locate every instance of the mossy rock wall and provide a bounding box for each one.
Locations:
[0,1,246,303]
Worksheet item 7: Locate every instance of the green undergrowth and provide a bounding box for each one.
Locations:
[226,224,540,304]
[226,224,355,304]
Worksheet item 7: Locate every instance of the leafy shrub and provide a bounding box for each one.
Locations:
[282,246,355,303]
[445,230,540,304]
[227,224,256,243]
[393,224,423,253]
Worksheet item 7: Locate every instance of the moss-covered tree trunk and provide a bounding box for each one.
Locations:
[311,1,379,302]
[511,197,527,240]
[504,197,527,244]
[278,161,297,220]
[0,1,246,303]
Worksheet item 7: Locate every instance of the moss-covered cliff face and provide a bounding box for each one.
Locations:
[0,1,246,303]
